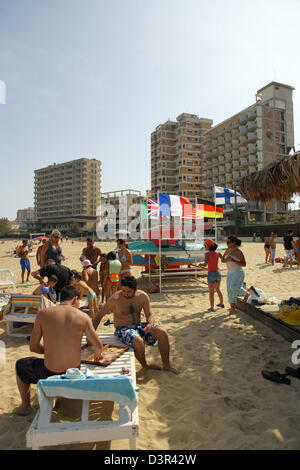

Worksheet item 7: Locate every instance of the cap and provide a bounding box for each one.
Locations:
[204,239,215,247]
[82,259,92,267]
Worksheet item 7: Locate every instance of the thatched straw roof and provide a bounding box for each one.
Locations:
[240,151,300,202]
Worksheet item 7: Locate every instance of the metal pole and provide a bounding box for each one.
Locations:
[234,185,238,236]
[214,186,217,243]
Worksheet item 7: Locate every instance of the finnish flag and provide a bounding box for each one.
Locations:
[214,186,248,205]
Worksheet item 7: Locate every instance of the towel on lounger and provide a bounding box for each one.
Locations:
[37,373,138,412]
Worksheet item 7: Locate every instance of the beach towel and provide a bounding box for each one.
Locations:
[37,373,138,413]
[2,293,53,316]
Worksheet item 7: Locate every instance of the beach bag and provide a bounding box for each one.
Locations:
[279,309,300,325]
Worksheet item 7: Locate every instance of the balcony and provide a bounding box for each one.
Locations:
[247,132,256,142]
[239,114,247,124]
[218,156,225,163]
[247,121,257,131]
[239,126,247,135]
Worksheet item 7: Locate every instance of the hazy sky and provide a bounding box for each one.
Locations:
[1,0,300,219]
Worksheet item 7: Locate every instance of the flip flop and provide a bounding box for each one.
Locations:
[285,367,300,379]
[104,319,113,326]
[261,370,291,385]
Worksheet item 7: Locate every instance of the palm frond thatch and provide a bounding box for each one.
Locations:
[240,152,300,202]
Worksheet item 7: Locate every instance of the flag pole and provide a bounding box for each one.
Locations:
[157,191,162,293]
[234,185,238,236]
[214,186,217,243]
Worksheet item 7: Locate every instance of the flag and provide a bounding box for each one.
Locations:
[147,198,159,219]
[214,186,248,205]
[197,204,223,219]
[141,201,148,220]
[158,194,191,217]
[182,207,202,220]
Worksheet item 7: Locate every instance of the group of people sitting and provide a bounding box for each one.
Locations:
[14,232,179,416]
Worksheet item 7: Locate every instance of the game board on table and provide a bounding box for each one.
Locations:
[81,344,129,367]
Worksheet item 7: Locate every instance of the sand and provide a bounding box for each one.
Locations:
[1,238,300,450]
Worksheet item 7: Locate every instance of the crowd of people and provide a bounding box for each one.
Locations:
[13,228,300,416]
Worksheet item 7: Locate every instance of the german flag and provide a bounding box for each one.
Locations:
[196,204,223,219]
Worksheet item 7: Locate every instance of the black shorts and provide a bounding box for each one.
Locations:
[16,357,71,385]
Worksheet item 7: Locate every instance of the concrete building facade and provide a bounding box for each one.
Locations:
[151,113,213,201]
[100,189,146,234]
[151,82,295,223]
[202,82,294,222]
[34,157,101,232]
[16,207,36,230]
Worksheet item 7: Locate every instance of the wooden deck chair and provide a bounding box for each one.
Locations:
[26,333,139,450]
[0,269,16,293]
[3,294,54,337]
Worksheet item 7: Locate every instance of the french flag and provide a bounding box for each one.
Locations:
[158,194,192,218]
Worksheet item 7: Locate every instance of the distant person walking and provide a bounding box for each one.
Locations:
[252,232,256,242]
[221,235,247,315]
[40,230,65,268]
[283,230,296,268]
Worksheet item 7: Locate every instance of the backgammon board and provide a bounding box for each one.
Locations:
[81,343,129,367]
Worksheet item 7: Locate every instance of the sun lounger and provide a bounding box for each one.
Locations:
[3,294,54,337]
[26,333,139,450]
[0,269,16,292]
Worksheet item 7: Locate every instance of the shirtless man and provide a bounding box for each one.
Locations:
[80,238,102,268]
[92,276,179,374]
[269,233,277,266]
[36,239,47,267]
[82,259,99,295]
[14,285,103,416]
[17,239,31,283]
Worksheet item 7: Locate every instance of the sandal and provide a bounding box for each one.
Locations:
[261,370,291,385]
[285,367,300,379]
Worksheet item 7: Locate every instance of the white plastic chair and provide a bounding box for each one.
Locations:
[0,269,16,292]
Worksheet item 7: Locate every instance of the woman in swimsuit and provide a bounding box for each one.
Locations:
[117,239,133,282]
[264,233,272,264]
[40,229,65,268]
[221,235,247,315]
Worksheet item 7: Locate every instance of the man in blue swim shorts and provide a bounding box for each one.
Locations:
[16,239,31,283]
[92,276,179,374]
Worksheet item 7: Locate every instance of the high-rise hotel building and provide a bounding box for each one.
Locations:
[151,82,295,222]
[34,157,101,232]
[151,113,213,201]
[202,82,294,222]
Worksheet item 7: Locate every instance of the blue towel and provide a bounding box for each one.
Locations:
[37,375,138,412]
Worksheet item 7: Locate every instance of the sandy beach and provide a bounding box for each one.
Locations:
[1,238,300,450]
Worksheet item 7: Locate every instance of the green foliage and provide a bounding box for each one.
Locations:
[0,218,11,235]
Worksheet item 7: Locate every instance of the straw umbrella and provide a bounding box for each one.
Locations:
[239,151,300,202]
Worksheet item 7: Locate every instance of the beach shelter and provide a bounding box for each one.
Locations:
[240,151,300,202]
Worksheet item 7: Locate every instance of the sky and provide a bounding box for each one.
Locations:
[1,0,300,219]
